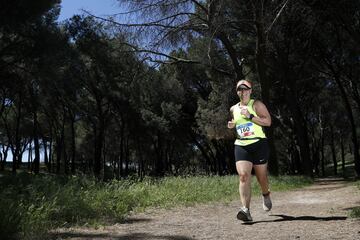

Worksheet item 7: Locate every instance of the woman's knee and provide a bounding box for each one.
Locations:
[239,172,250,183]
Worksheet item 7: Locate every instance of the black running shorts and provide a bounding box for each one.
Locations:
[234,138,269,165]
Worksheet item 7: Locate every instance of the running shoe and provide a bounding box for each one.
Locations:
[262,192,272,211]
[237,207,253,221]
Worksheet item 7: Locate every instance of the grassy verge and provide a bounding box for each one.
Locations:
[0,173,312,239]
[349,180,360,218]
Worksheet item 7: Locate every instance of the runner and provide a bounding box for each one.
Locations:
[227,79,272,222]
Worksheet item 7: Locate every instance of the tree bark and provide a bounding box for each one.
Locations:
[253,1,279,175]
[94,122,105,178]
[70,114,76,174]
[33,111,40,174]
[93,97,106,179]
[320,133,325,177]
[0,144,9,171]
[332,72,360,176]
[330,125,337,176]
[28,141,32,171]
[43,138,50,172]
[340,136,345,178]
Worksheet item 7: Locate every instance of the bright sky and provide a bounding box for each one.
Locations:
[58,0,121,21]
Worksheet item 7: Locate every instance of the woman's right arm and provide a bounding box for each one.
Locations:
[227,106,236,129]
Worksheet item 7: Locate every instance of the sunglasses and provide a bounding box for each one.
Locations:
[237,86,251,91]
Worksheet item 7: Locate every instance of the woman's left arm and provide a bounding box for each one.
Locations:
[251,100,271,127]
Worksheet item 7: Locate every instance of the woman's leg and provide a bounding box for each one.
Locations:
[236,160,253,208]
[253,163,269,194]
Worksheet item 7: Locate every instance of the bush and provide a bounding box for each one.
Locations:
[0,200,22,240]
[349,181,360,218]
[349,207,360,218]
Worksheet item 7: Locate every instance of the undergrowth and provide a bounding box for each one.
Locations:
[0,172,312,239]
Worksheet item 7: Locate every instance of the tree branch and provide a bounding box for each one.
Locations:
[266,0,290,34]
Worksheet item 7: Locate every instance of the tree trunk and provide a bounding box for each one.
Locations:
[136,136,144,180]
[312,141,320,176]
[125,136,130,176]
[319,107,326,177]
[217,33,244,80]
[285,89,312,176]
[33,111,40,174]
[0,152,3,171]
[56,135,62,174]
[340,136,345,178]
[212,140,221,175]
[253,1,279,175]
[70,115,76,174]
[94,123,104,178]
[56,110,67,174]
[330,125,337,176]
[332,73,360,176]
[320,133,325,177]
[94,97,106,179]
[154,132,164,176]
[12,147,18,174]
[293,145,302,174]
[28,141,32,171]
[56,118,65,174]
[190,133,213,174]
[119,117,125,177]
[1,145,9,171]
[11,94,23,174]
[43,139,50,172]
[48,136,53,173]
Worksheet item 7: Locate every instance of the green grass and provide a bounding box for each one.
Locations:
[0,172,312,239]
[349,180,360,218]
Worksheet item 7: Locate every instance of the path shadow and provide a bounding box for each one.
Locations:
[51,232,194,240]
[115,233,194,240]
[120,217,153,224]
[300,185,345,191]
[314,176,358,184]
[343,205,360,211]
[242,214,347,225]
[51,232,111,239]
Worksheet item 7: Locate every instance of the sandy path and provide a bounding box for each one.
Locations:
[54,178,360,240]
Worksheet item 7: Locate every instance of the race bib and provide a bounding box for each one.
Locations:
[236,122,255,138]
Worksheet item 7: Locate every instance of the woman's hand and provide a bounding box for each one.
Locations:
[240,106,251,118]
[227,120,236,129]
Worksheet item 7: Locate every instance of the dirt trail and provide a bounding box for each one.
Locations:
[54,178,360,240]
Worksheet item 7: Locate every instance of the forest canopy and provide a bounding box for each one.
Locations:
[0,0,360,179]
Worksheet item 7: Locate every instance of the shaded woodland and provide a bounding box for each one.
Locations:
[1,0,360,179]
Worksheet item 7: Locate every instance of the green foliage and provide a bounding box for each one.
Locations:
[126,175,237,209]
[349,181,360,218]
[0,173,313,239]
[0,200,22,240]
[349,207,360,218]
[0,0,60,30]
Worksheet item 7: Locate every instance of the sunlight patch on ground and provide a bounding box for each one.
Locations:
[290,194,330,204]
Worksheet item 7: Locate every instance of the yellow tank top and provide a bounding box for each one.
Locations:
[233,99,266,146]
